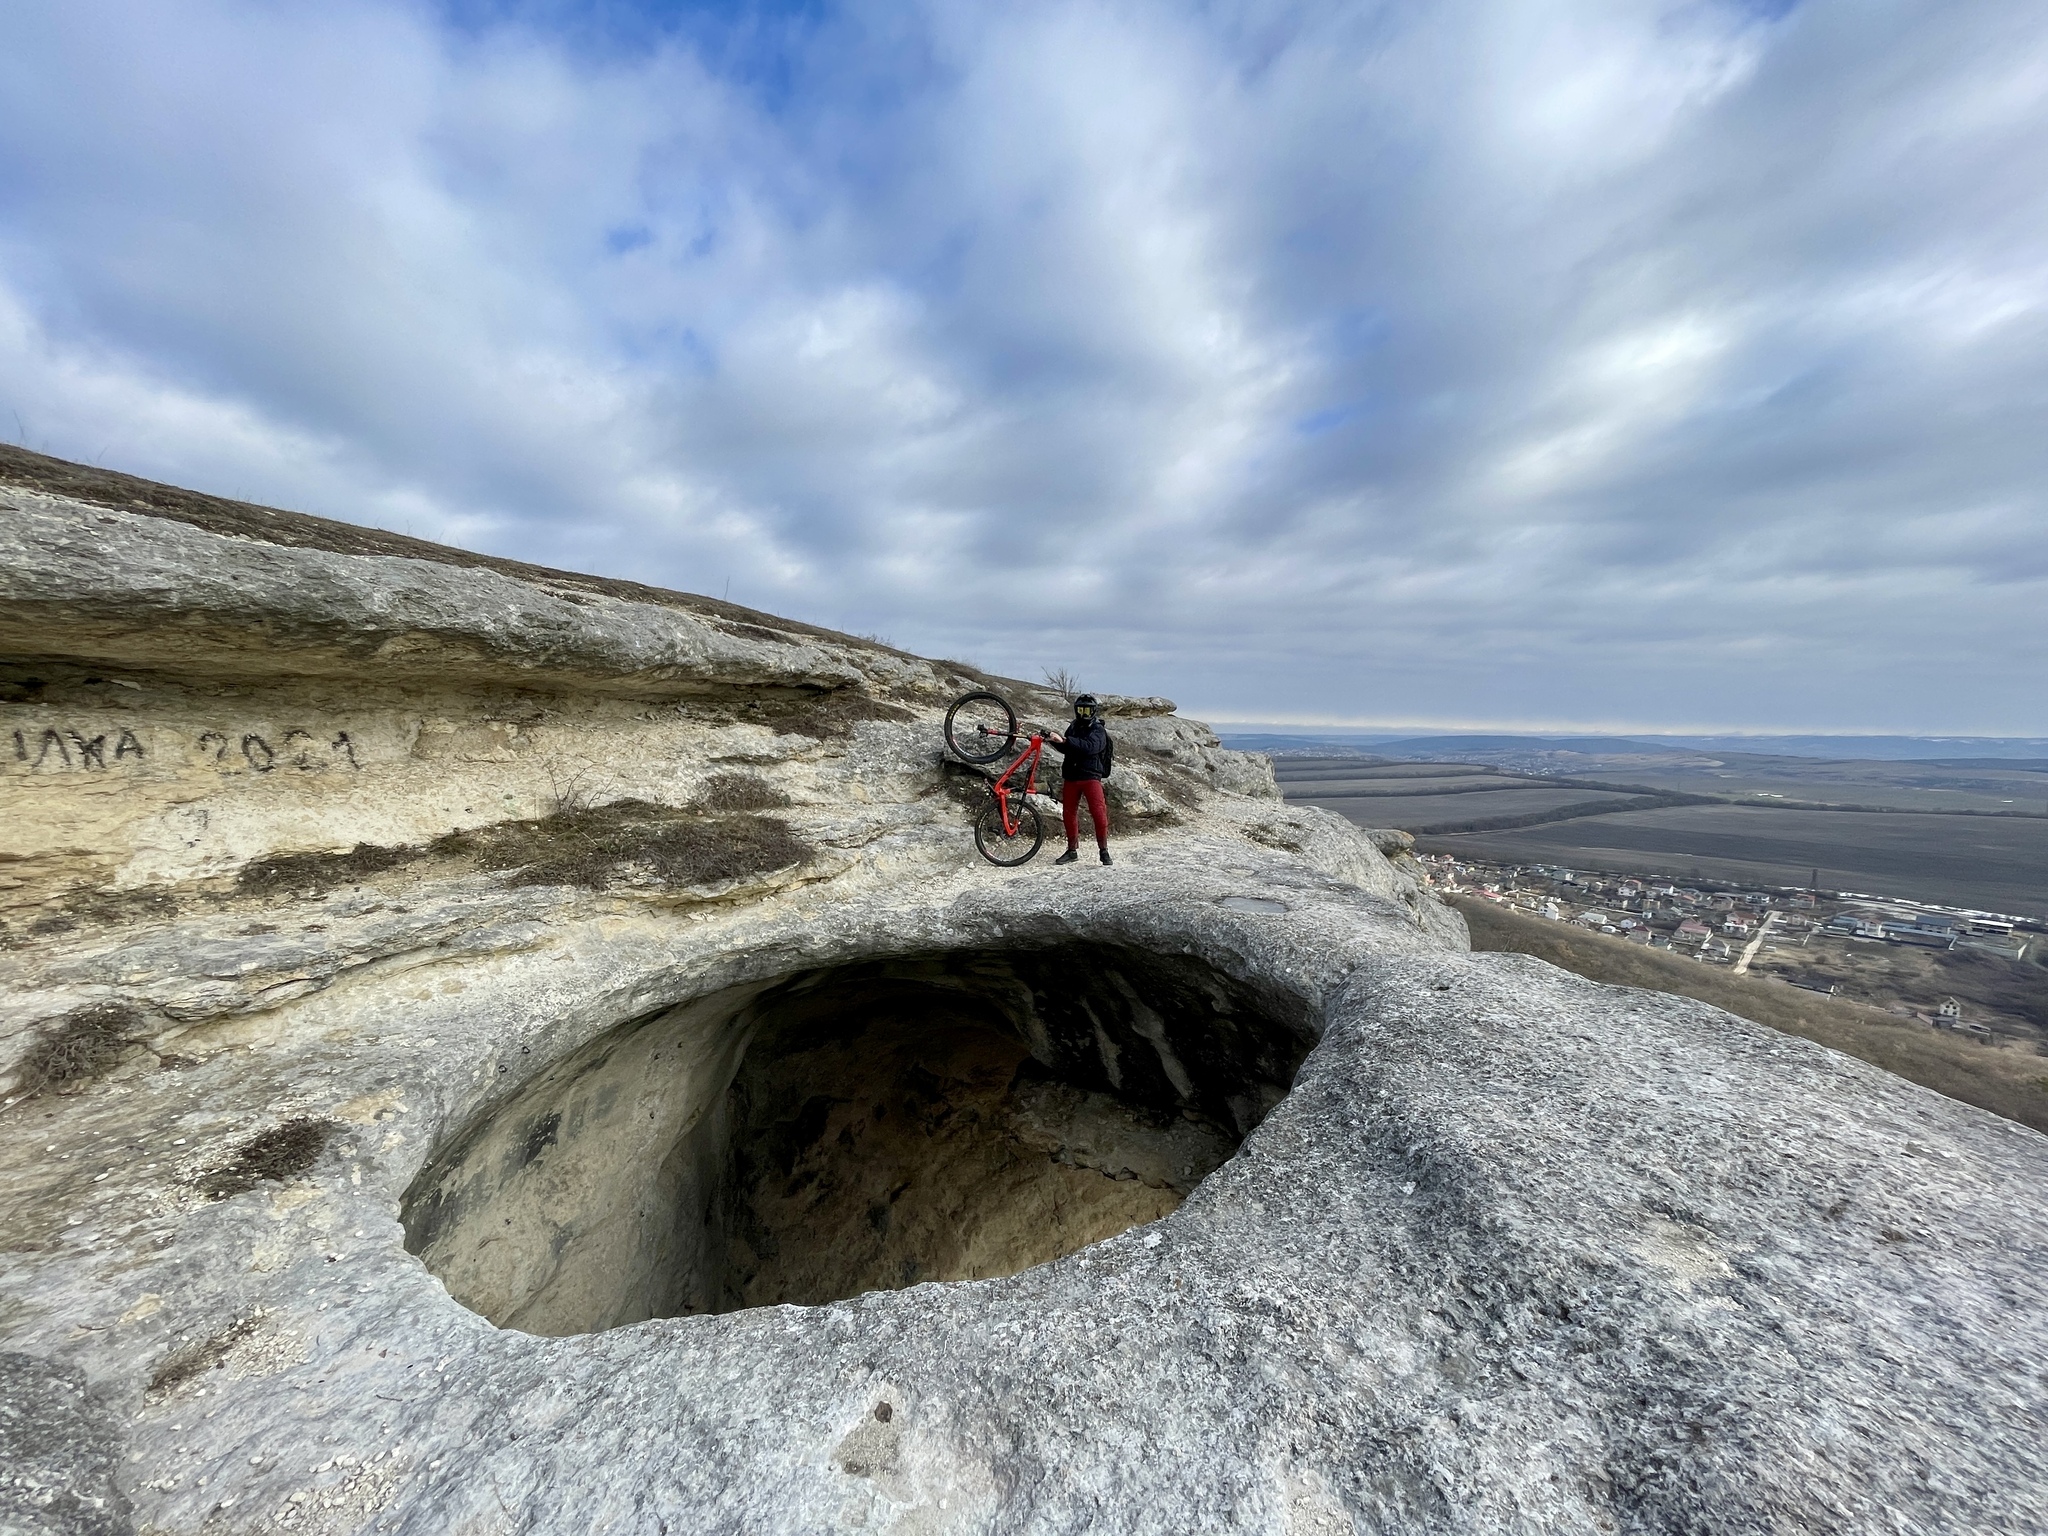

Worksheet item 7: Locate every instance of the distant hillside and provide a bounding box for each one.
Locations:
[1220,729,2048,765]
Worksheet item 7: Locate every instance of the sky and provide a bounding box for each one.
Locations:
[1,0,2044,733]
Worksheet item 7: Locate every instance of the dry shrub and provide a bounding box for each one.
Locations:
[14,1002,146,1094]
[197,1117,338,1200]
[693,773,790,812]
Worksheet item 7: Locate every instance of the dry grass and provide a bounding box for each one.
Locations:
[197,1117,338,1200]
[692,773,791,812]
[1105,798,1185,837]
[24,884,179,939]
[14,1002,146,1095]
[230,801,812,899]
[236,842,411,898]
[147,1315,260,1392]
[441,801,810,891]
[745,689,916,739]
[1452,895,2048,1133]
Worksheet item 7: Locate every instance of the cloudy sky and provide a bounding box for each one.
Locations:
[2,1,2043,733]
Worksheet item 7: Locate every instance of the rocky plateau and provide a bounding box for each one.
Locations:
[1,446,2043,1535]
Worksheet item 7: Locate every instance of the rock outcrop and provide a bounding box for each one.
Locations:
[2,448,2045,1535]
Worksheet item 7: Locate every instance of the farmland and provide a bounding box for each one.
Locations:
[1424,805,2048,916]
[1260,740,2048,918]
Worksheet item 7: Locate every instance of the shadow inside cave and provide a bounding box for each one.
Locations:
[401,941,1314,1335]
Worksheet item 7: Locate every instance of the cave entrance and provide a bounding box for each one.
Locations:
[401,942,1312,1336]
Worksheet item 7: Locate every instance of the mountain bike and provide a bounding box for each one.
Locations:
[944,690,1047,866]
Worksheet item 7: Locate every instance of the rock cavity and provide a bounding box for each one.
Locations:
[401,942,1307,1334]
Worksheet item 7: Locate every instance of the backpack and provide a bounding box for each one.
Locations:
[1101,730,1114,779]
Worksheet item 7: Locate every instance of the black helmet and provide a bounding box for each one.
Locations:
[1073,694,1099,719]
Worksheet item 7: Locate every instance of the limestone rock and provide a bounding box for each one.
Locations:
[2,452,2044,1535]
[0,1353,130,1535]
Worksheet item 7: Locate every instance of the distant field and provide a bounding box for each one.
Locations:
[1584,755,2048,814]
[1316,786,1646,831]
[1271,759,1494,782]
[1276,774,1532,798]
[1421,805,2048,916]
[1268,742,2048,914]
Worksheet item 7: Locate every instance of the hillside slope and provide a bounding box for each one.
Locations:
[1452,894,2048,1132]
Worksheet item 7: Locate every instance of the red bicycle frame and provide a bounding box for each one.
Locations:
[987,733,1045,835]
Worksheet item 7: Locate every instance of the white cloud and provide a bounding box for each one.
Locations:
[0,0,2043,731]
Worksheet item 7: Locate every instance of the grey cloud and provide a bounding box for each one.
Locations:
[0,0,2042,731]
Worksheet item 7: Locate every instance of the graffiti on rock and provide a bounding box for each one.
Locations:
[7,727,360,774]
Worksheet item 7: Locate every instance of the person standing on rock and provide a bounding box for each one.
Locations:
[1047,694,1114,866]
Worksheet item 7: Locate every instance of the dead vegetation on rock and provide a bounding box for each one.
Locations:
[748,689,917,738]
[1105,800,1185,837]
[1243,821,1309,854]
[229,801,813,900]
[13,1001,147,1095]
[236,842,412,898]
[146,1314,261,1391]
[196,1118,338,1200]
[444,801,810,891]
[692,773,791,812]
[3,883,181,947]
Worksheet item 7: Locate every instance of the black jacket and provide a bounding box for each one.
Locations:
[1051,717,1112,781]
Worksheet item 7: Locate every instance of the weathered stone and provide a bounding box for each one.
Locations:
[0,1352,131,1535]
[2,454,2044,1534]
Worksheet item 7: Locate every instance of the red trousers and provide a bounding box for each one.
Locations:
[1062,779,1109,848]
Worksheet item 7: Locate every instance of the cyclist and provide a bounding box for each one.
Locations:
[1047,694,1113,866]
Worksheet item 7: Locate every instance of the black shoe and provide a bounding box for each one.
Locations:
[1054,848,1079,865]
[1099,848,1113,866]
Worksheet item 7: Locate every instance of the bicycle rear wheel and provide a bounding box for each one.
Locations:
[945,690,1018,764]
[974,794,1044,866]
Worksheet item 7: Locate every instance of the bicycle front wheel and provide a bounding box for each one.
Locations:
[945,690,1018,764]
[974,795,1044,866]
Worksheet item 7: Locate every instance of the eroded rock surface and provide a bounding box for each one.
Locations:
[2,451,2045,1535]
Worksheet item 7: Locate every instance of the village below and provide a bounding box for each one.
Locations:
[1423,854,2043,1048]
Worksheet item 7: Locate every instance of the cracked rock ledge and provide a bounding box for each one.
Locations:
[2,455,2044,1535]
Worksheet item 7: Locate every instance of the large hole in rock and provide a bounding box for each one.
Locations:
[401,942,1312,1336]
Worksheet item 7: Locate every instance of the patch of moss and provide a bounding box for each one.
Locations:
[228,801,813,900]
[197,1117,338,1200]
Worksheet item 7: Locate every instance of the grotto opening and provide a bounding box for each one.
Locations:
[400,941,1313,1335]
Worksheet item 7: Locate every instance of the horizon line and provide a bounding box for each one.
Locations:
[1193,717,2048,741]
